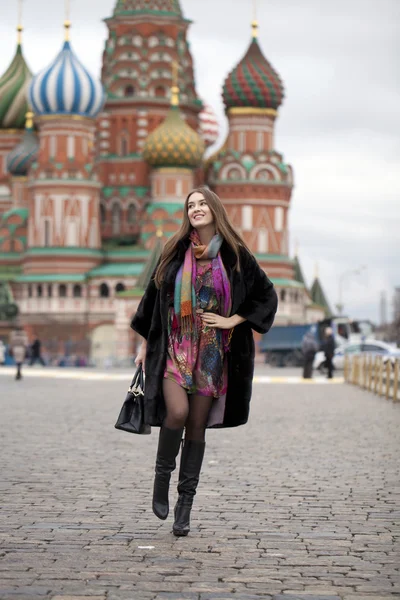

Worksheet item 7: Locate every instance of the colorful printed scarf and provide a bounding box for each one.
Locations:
[173,230,232,349]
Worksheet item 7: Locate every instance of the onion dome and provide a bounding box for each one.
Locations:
[222,22,284,113]
[113,0,182,17]
[198,103,220,148]
[6,112,38,176]
[0,43,32,129]
[143,106,204,168]
[29,25,105,119]
[143,72,204,168]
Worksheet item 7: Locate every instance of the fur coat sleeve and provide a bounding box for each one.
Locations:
[236,250,278,334]
[130,272,158,340]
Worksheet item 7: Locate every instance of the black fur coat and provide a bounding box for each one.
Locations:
[131,237,278,429]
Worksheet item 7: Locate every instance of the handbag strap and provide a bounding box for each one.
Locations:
[128,364,144,396]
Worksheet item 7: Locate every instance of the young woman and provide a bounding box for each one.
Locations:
[131,186,278,536]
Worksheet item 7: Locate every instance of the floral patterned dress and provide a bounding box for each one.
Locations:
[164,261,228,398]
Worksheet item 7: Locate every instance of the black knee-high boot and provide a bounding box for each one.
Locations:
[173,440,205,537]
[152,426,184,520]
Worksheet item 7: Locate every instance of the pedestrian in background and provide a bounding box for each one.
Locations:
[29,338,45,366]
[10,327,28,380]
[323,327,335,379]
[132,186,278,537]
[0,339,5,365]
[301,328,318,379]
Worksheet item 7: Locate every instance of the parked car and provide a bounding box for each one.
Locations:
[313,339,400,372]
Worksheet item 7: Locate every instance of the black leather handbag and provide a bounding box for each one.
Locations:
[114,364,151,434]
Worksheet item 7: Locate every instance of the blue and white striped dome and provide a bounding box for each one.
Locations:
[29,40,105,118]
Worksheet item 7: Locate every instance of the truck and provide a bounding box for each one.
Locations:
[259,317,374,367]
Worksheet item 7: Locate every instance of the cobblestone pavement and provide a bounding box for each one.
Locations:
[1,368,399,600]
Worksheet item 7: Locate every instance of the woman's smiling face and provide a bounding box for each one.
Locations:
[187,192,214,229]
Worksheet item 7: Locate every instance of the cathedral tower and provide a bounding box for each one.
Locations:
[141,61,204,248]
[6,111,39,210]
[208,20,294,284]
[98,0,202,244]
[26,20,105,275]
[0,19,32,213]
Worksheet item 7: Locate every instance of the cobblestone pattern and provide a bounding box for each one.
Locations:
[0,372,399,600]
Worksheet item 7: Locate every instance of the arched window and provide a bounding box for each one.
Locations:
[47,284,53,298]
[37,284,43,298]
[256,169,270,181]
[228,168,241,181]
[100,283,110,298]
[127,204,136,224]
[28,284,32,298]
[73,284,82,298]
[100,204,106,224]
[44,219,51,246]
[155,85,166,98]
[112,204,121,235]
[115,282,126,293]
[121,137,128,156]
[125,85,135,97]
[59,284,67,298]
[280,289,286,302]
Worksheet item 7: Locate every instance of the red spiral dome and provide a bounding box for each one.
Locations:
[198,103,219,148]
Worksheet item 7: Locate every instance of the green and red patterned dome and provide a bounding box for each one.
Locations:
[223,27,284,113]
[113,0,183,17]
[0,42,32,129]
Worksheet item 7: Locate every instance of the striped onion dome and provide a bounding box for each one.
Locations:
[223,33,284,112]
[198,103,219,148]
[6,113,38,176]
[143,106,205,168]
[29,40,105,118]
[0,44,32,129]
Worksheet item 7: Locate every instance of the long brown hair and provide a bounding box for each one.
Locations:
[154,186,250,288]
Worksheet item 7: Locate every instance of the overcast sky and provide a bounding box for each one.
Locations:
[0,0,399,323]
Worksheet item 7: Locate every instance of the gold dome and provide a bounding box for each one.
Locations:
[143,106,205,169]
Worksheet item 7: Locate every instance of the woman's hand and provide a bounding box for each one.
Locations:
[135,340,147,371]
[200,313,233,330]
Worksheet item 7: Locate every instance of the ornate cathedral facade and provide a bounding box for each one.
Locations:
[0,0,328,364]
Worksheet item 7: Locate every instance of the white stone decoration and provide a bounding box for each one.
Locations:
[258,229,268,253]
[242,206,253,231]
[275,207,284,232]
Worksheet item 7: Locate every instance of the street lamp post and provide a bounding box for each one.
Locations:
[336,266,366,315]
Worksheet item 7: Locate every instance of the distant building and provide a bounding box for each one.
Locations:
[0,0,328,362]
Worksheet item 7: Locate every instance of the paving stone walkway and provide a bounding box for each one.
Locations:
[0,368,399,600]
